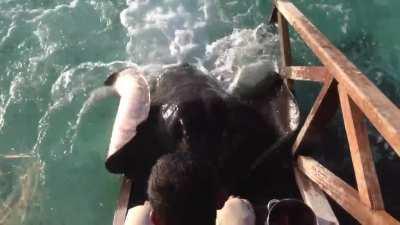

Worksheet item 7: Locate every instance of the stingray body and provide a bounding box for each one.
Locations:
[104,64,299,192]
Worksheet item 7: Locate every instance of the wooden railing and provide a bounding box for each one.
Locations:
[270,0,400,224]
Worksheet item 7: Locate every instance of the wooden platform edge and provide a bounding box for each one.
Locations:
[297,156,400,225]
[112,176,132,225]
[294,168,339,225]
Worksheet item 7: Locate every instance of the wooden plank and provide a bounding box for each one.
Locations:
[282,66,327,83]
[113,176,132,225]
[294,168,339,225]
[277,11,293,89]
[297,156,400,225]
[292,78,339,155]
[277,12,292,68]
[338,85,384,210]
[274,0,400,155]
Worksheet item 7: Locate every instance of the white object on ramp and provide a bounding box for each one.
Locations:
[217,196,256,225]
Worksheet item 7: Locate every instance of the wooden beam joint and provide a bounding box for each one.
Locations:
[281,66,328,83]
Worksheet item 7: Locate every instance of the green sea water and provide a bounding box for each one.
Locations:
[0,0,399,224]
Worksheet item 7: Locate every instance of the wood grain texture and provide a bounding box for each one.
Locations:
[282,66,328,83]
[275,0,400,155]
[338,85,384,209]
[277,12,292,68]
[277,11,293,89]
[297,156,400,225]
[113,177,132,225]
[294,168,339,225]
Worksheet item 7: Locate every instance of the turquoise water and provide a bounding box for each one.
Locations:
[0,0,399,224]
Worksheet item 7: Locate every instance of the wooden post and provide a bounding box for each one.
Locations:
[338,85,384,210]
[277,9,293,89]
[277,12,292,68]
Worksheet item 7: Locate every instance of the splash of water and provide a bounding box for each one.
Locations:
[118,0,280,87]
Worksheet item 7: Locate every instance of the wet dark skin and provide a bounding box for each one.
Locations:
[105,64,299,201]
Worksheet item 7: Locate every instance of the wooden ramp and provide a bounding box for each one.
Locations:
[271,0,400,224]
[112,177,132,225]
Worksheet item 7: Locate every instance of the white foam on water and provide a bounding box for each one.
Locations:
[207,24,279,88]
[0,75,26,132]
[27,0,80,23]
[66,86,116,153]
[34,60,135,156]
[119,0,279,88]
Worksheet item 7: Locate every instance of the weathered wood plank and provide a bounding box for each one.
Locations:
[277,11,293,89]
[282,66,327,83]
[294,168,339,225]
[277,12,292,68]
[338,85,384,210]
[113,177,132,225]
[292,78,339,155]
[297,156,400,225]
[274,0,400,155]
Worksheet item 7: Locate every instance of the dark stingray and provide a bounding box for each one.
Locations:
[104,63,300,193]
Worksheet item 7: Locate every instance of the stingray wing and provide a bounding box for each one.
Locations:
[105,67,151,161]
